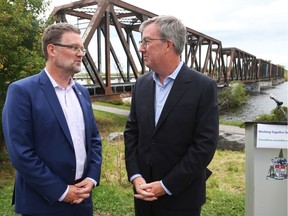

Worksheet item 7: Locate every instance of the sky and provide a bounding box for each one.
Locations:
[48,0,288,69]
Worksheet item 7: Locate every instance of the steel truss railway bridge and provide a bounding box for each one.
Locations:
[50,0,285,100]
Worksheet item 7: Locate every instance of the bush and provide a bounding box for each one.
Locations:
[218,81,247,111]
[253,106,288,122]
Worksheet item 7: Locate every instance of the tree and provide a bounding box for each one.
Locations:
[0,0,49,148]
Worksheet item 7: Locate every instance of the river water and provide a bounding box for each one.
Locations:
[220,82,288,122]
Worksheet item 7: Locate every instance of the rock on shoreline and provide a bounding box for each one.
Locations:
[217,132,245,151]
[106,131,246,152]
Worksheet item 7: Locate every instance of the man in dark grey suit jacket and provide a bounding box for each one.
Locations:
[124,15,218,216]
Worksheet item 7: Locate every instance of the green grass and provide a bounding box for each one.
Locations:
[0,148,17,216]
[94,101,131,110]
[219,118,243,127]
[93,183,134,215]
[0,110,245,216]
[94,110,127,136]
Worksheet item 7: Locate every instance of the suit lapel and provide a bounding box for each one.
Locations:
[39,70,73,145]
[154,67,191,133]
[145,75,156,129]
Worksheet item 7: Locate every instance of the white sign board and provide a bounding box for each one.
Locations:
[257,124,288,149]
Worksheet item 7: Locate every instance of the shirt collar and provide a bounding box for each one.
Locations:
[44,68,75,89]
[152,61,184,85]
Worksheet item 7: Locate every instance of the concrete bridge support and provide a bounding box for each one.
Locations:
[244,82,261,92]
[259,81,273,89]
[244,81,274,92]
[272,78,285,86]
[240,78,286,93]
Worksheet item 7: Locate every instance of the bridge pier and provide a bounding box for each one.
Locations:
[272,77,285,86]
[244,82,261,92]
[244,78,285,92]
[259,80,273,90]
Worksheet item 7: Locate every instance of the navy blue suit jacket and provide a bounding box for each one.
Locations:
[2,70,102,214]
[125,64,218,210]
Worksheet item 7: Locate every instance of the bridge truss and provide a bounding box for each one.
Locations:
[50,0,284,98]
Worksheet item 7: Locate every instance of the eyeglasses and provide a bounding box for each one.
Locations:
[139,38,166,47]
[53,43,87,55]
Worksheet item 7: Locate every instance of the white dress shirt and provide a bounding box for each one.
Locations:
[45,69,87,200]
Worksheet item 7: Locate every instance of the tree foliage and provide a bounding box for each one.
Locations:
[0,0,49,147]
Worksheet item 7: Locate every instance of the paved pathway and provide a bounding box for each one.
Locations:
[219,124,244,135]
[92,104,245,135]
[92,104,130,116]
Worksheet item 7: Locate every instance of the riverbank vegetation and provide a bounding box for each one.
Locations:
[253,106,288,122]
[218,81,247,112]
[0,110,245,216]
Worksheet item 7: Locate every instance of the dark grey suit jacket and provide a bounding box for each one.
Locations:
[124,64,219,209]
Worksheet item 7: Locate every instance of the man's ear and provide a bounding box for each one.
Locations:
[47,44,56,58]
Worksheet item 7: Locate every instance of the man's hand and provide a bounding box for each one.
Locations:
[138,181,166,198]
[63,178,94,204]
[132,177,165,201]
[63,185,85,204]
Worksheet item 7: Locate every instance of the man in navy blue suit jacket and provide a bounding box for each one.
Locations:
[2,23,102,216]
[124,16,218,216]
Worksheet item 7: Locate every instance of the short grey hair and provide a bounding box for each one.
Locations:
[139,15,187,55]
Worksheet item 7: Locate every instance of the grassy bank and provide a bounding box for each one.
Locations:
[0,110,245,216]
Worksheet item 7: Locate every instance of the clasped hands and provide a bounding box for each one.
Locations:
[132,176,166,201]
[63,178,94,204]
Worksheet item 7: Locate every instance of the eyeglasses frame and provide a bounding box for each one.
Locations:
[53,43,87,55]
[139,38,166,47]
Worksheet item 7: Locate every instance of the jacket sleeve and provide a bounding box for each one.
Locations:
[124,80,141,181]
[2,83,68,204]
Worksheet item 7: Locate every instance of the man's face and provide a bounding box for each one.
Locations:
[139,23,167,71]
[53,32,85,75]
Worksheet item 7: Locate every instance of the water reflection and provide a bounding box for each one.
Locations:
[220,82,288,122]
